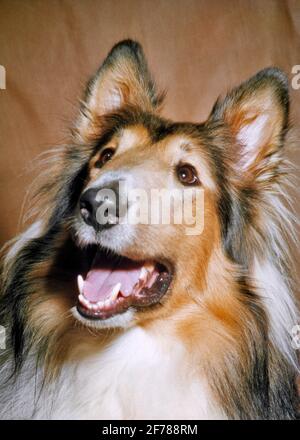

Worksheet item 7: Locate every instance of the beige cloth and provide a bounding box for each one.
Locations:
[0,0,299,250]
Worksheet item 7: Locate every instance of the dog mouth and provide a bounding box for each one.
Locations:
[76,248,173,320]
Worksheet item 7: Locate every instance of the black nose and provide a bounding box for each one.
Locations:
[79,181,123,230]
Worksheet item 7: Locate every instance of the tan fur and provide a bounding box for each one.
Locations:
[1,41,298,420]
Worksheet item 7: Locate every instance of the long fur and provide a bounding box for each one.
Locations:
[0,40,299,419]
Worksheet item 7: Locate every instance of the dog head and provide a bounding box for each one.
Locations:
[65,41,289,329]
[2,41,289,345]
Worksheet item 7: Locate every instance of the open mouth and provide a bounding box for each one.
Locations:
[76,249,173,320]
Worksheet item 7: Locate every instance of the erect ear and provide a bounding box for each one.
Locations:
[209,68,289,182]
[76,40,162,142]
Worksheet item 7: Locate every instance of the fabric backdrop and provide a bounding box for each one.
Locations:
[0,0,299,267]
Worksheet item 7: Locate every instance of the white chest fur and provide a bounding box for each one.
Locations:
[30,327,223,420]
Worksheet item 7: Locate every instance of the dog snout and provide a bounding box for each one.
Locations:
[79,188,100,229]
[80,181,125,230]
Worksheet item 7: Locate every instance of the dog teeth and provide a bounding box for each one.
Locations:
[78,281,121,311]
[78,293,89,308]
[139,267,148,282]
[77,274,84,295]
[144,263,155,274]
[109,282,121,301]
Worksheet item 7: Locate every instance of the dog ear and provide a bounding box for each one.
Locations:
[76,40,162,142]
[209,68,289,183]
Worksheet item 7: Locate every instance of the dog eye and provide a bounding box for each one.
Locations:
[94,148,115,168]
[176,164,199,185]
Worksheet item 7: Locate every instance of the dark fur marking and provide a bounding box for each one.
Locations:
[0,225,62,371]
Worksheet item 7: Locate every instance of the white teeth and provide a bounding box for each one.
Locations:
[139,267,149,282]
[78,280,121,311]
[144,263,155,273]
[78,293,90,308]
[77,275,84,295]
[110,282,121,301]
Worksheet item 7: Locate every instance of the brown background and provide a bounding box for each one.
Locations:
[0,0,299,252]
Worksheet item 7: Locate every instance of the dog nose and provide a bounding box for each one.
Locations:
[79,188,99,229]
[79,181,122,230]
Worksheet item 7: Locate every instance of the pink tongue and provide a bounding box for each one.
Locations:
[82,252,143,303]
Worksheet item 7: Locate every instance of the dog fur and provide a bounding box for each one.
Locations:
[0,40,299,419]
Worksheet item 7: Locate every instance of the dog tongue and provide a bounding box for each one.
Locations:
[82,251,143,303]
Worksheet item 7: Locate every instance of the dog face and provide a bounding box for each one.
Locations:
[65,41,288,329]
[72,119,220,327]
[1,41,289,347]
[1,40,298,420]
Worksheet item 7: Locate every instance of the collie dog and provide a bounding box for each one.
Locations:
[0,40,299,419]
